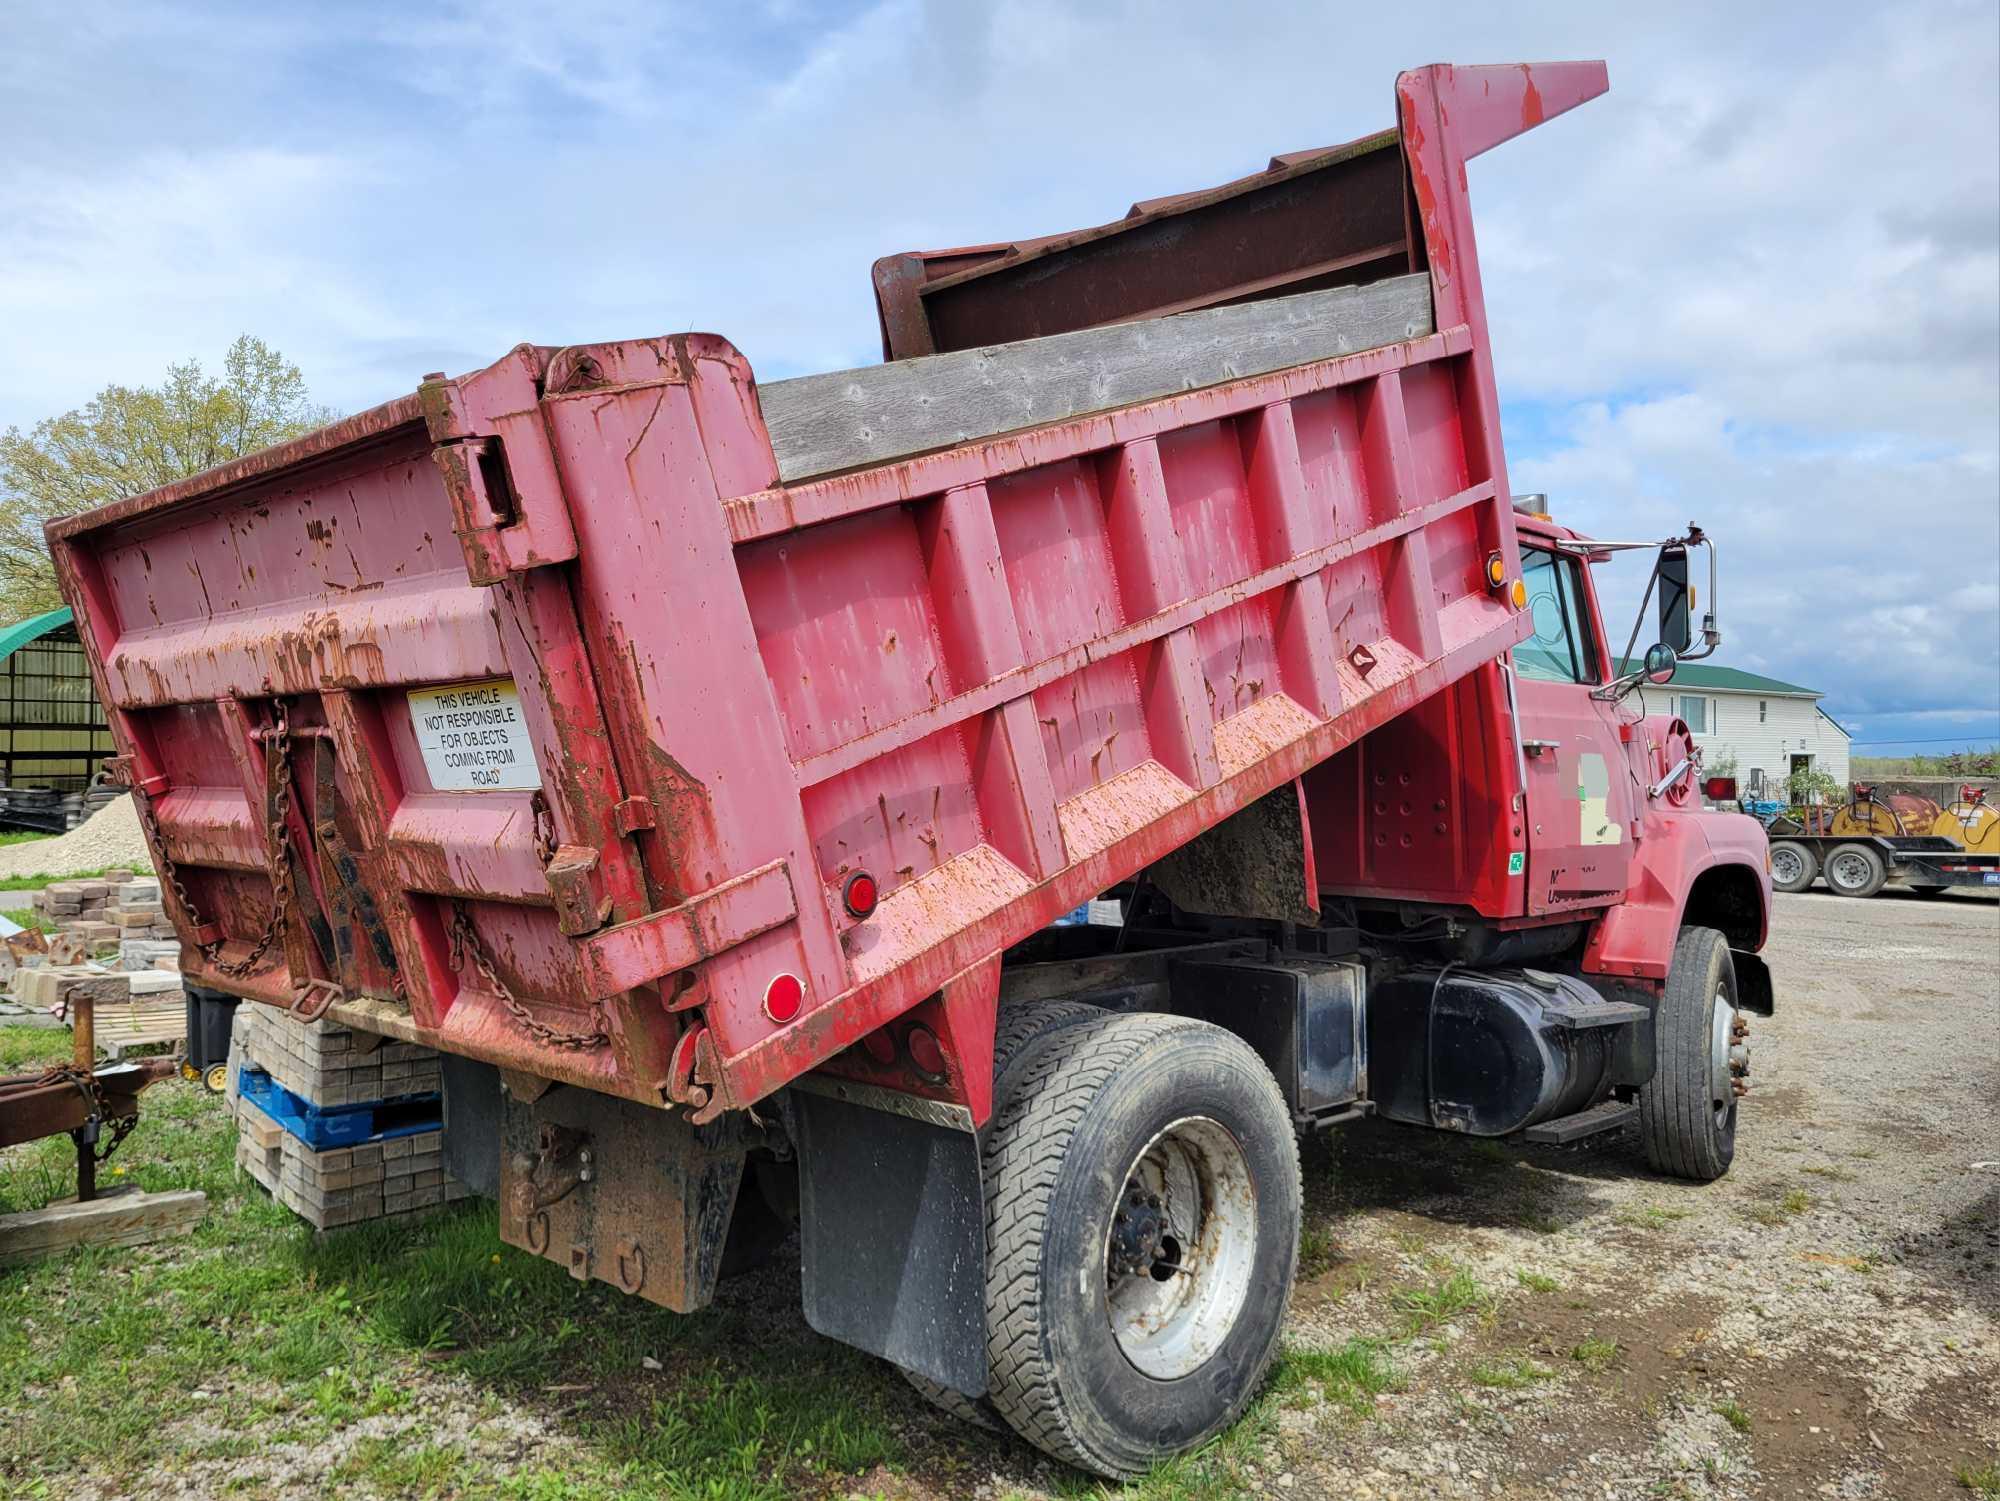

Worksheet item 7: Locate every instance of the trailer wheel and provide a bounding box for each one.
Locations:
[1824,842,1888,898]
[1639,926,1742,1182]
[1768,840,1817,895]
[899,996,1104,1433]
[982,1012,1300,1477]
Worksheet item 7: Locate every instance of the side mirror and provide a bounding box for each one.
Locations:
[1657,545,1693,653]
[1643,642,1678,685]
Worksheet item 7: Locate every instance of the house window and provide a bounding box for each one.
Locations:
[1677,695,1708,733]
[1759,699,1767,723]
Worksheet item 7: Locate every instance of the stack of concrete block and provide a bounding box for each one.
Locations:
[8,963,182,1012]
[30,870,179,962]
[235,1005,442,1108]
[229,1004,469,1231]
[118,938,184,972]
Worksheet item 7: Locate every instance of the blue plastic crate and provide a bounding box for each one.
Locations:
[236,1067,442,1150]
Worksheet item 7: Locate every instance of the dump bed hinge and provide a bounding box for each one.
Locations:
[573,860,797,1000]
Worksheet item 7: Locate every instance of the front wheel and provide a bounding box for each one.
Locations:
[982,1013,1300,1477]
[1768,840,1817,895]
[1639,926,1744,1182]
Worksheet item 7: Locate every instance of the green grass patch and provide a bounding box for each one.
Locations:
[1466,1356,1554,1390]
[1615,1202,1692,1230]
[0,831,54,848]
[1958,1460,2000,1494]
[1745,1186,1814,1227]
[1269,1337,1399,1414]
[1570,1337,1619,1371]
[0,865,120,892]
[2,905,49,932]
[0,1024,76,1072]
[1390,1267,1493,1336]
[1513,1268,1560,1293]
[1715,1398,1753,1433]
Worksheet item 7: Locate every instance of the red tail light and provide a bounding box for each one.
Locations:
[763,972,805,1024]
[842,870,879,919]
[1703,776,1738,801]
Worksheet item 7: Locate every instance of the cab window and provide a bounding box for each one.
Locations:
[1515,545,1600,685]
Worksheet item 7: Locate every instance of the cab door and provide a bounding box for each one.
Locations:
[1511,542,1635,914]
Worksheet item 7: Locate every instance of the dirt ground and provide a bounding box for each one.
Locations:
[6,888,1995,1500]
[882,888,2000,1499]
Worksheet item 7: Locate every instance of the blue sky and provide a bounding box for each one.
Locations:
[3,0,1995,753]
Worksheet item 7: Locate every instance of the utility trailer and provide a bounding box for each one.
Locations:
[1766,829,2000,897]
[50,61,1773,1477]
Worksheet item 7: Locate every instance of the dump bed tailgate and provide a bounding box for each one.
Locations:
[53,271,1525,1117]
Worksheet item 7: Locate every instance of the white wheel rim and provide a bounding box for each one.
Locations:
[1103,1115,1258,1380]
[1771,848,1803,884]
[1829,851,1871,890]
[1708,986,1740,1127]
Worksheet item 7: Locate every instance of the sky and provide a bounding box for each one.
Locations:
[2,0,1996,755]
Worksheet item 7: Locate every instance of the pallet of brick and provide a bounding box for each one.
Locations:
[233,1087,470,1230]
[236,1006,441,1109]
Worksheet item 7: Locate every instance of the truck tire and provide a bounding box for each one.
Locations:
[1768,840,1818,894]
[1639,926,1741,1182]
[982,1012,1300,1477]
[1823,842,1888,898]
[899,996,1104,1433]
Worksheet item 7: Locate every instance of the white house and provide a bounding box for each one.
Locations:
[1618,660,1851,796]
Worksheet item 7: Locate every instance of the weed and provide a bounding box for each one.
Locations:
[1298,1223,1338,1279]
[1514,1269,1560,1293]
[1715,1398,1752,1433]
[1744,1186,1813,1226]
[1466,1356,1554,1390]
[1391,1267,1493,1336]
[0,865,118,893]
[1571,1338,1619,1371]
[1959,1460,2000,1495]
[1269,1338,1400,1414]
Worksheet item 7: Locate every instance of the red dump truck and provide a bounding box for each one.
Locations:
[50,61,1771,1476]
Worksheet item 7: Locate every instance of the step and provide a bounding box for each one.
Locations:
[1521,1099,1640,1146]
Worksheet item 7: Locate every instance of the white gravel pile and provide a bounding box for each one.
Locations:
[0,794,156,881]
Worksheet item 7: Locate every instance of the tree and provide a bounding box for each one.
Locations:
[0,336,333,618]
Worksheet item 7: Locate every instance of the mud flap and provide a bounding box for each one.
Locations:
[498,1084,752,1314]
[794,1089,987,1396]
[1731,950,1774,1017]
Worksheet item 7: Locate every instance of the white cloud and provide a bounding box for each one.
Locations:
[0,0,1994,744]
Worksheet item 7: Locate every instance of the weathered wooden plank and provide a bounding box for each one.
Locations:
[0,1188,206,1265]
[760,273,1434,482]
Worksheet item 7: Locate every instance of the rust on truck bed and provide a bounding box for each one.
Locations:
[48,63,1605,1125]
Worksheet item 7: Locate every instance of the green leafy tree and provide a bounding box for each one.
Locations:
[0,336,333,618]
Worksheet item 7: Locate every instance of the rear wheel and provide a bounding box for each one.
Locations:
[982,1012,1300,1477]
[898,996,1103,1432]
[1768,840,1817,895]
[1824,842,1888,898]
[1639,926,1742,1182]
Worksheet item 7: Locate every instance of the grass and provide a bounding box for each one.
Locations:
[1297,1222,1338,1279]
[1390,1266,1494,1336]
[1615,1202,1692,1230]
[1958,1460,2000,1494]
[0,1024,76,1073]
[1714,1398,1753,1434]
[0,831,54,848]
[1745,1187,1814,1226]
[1268,1338,1400,1414]
[0,865,121,893]
[1513,1269,1560,1293]
[0,1027,909,1499]
[2,905,49,932]
[1570,1338,1619,1371]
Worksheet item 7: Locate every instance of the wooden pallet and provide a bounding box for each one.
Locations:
[73,996,184,1060]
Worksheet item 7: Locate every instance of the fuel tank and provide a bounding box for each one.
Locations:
[1367,968,1646,1136]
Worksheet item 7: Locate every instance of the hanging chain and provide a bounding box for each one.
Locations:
[136,704,296,979]
[34,1065,140,1163]
[447,899,609,1050]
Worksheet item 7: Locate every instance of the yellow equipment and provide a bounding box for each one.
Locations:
[1828,787,1939,838]
[1930,788,2000,852]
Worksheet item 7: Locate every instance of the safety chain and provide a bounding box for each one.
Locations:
[36,1065,140,1163]
[136,704,296,979]
[447,899,609,1050]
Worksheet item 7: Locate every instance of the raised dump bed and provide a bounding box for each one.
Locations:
[49,253,1523,1123]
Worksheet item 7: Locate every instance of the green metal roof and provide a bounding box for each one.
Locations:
[1614,657,1820,698]
[0,606,75,666]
